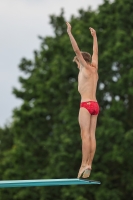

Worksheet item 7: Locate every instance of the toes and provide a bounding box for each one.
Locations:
[82,169,91,178]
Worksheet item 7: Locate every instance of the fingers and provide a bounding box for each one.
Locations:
[89,27,96,35]
[66,22,71,33]
[89,27,94,31]
[73,56,78,62]
[66,22,71,27]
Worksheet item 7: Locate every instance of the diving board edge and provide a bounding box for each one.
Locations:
[0,179,101,188]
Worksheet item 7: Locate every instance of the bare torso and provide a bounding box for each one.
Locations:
[78,64,98,102]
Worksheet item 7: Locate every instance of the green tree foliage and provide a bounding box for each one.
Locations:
[1,0,133,199]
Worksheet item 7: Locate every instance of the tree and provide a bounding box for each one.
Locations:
[1,0,133,199]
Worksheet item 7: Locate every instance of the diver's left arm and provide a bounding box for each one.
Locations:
[66,22,88,68]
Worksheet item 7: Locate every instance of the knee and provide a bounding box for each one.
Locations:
[81,130,90,140]
[90,132,96,140]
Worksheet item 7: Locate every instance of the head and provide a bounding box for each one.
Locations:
[73,52,91,64]
[81,52,91,63]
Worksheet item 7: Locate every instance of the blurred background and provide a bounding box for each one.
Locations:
[0,0,133,199]
[0,0,103,127]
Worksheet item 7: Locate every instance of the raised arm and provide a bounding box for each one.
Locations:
[66,22,87,68]
[89,27,98,69]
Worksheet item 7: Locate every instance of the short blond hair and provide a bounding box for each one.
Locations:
[73,52,91,63]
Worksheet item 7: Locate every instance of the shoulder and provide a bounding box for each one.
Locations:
[91,60,98,70]
[84,64,98,74]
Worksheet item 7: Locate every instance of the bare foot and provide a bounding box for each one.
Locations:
[77,166,91,178]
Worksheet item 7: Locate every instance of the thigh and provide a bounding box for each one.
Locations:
[78,108,91,131]
[89,115,98,137]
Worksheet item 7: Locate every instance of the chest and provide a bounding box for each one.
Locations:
[78,66,97,80]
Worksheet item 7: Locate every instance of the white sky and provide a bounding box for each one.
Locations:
[0,0,103,127]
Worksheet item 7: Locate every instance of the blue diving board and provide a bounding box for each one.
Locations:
[0,179,101,188]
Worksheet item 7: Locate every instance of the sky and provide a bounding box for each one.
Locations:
[0,0,104,127]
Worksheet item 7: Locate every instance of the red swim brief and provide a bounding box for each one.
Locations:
[80,101,100,115]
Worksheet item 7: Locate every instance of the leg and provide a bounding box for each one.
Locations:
[88,115,98,169]
[77,107,91,178]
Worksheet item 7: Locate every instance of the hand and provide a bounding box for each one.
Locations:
[66,22,71,33]
[73,56,80,69]
[73,56,78,62]
[89,27,96,37]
